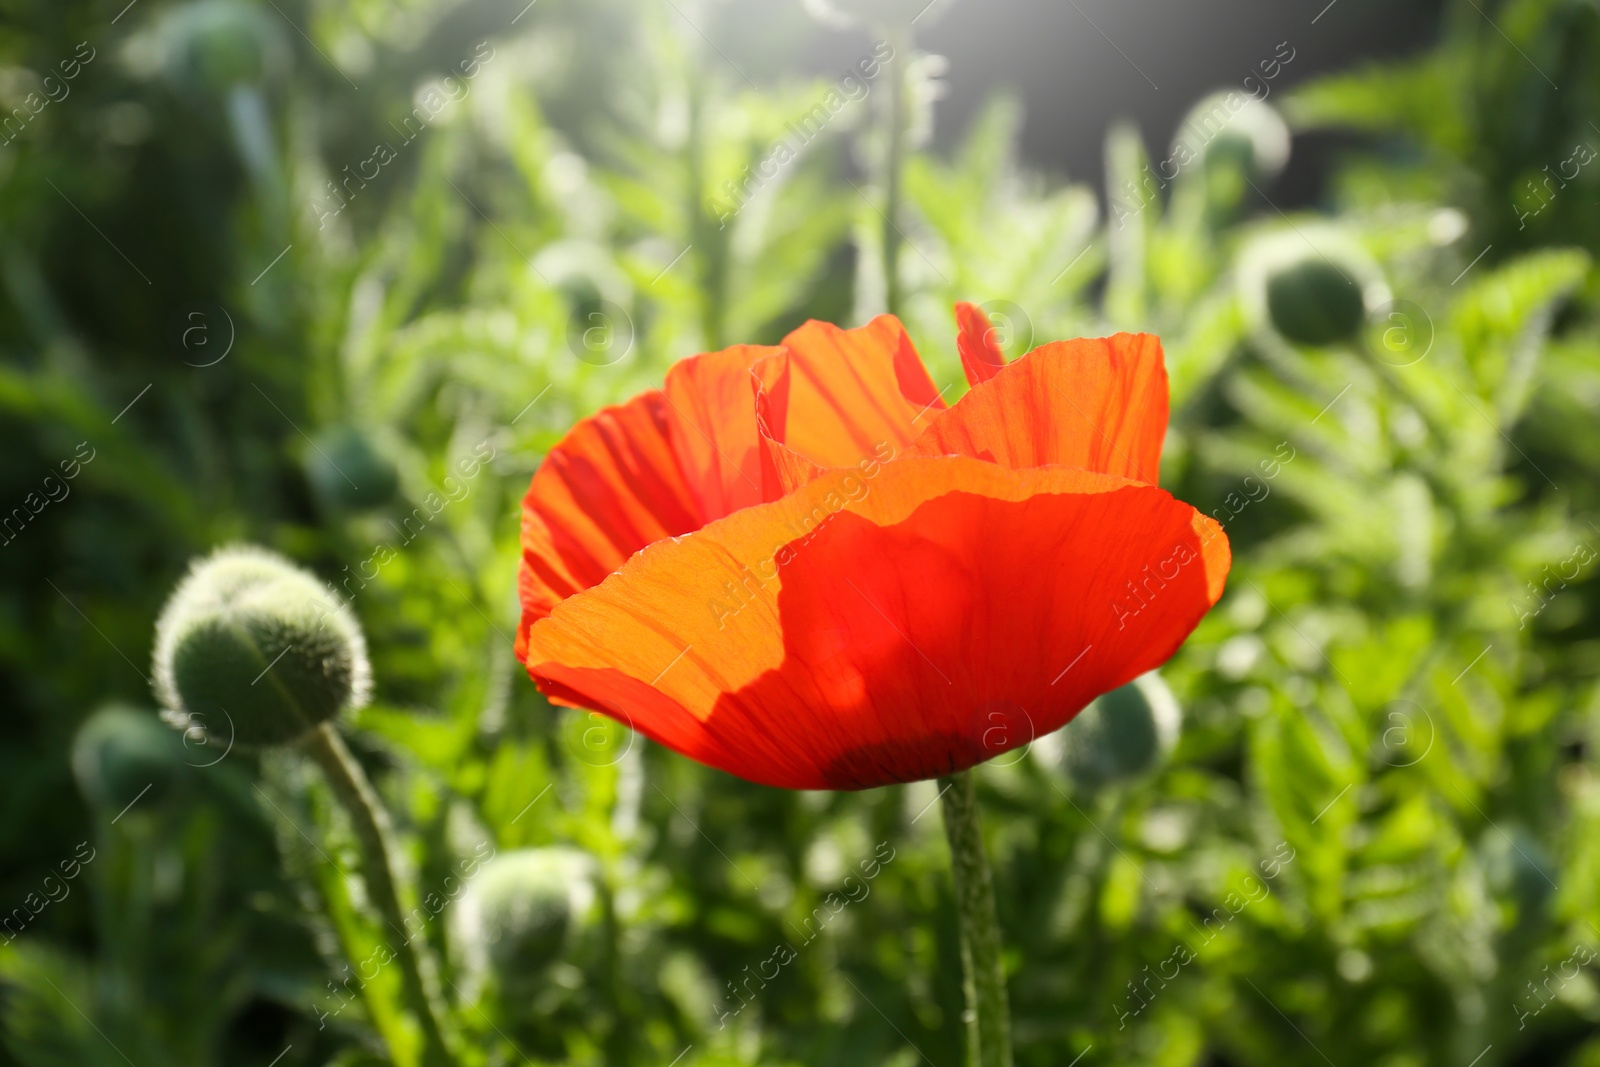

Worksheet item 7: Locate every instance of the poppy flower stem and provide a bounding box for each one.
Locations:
[938,770,1013,1067]
[304,723,457,1067]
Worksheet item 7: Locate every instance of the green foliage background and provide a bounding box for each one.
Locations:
[2,0,1599,1065]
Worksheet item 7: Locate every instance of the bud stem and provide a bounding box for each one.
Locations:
[881,22,910,317]
[304,724,456,1067]
[938,770,1012,1067]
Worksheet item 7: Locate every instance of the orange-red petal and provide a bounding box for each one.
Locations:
[955,301,1006,386]
[908,333,1169,483]
[522,457,1229,790]
[662,344,781,519]
[519,345,786,649]
[751,350,826,501]
[754,315,946,473]
[515,391,703,653]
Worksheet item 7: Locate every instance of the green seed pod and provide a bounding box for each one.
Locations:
[454,848,599,986]
[158,0,291,92]
[1061,672,1181,791]
[304,425,399,512]
[1239,232,1386,347]
[152,545,371,748]
[71,704,187,813]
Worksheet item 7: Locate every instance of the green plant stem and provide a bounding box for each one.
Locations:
[304,724,456,1067]
[687,71,727,350]
[882,23,910,317]
[938,770,1012,1067]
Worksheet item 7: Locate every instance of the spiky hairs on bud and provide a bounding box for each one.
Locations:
[152,545,371,748]
[72,704,187,813]
[1061,671,1182,791]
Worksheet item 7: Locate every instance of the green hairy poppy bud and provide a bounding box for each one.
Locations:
[304,425,399,512]
[71,704,186,813]
[1061,672,1181,791]
[160,0,290,92]
[1266,257,1366,346]
[152,545,371,748]
[1240,232,1386,348]
[455,848,599,985]
[1177,92,1290,180]
[1174,93,1290,227]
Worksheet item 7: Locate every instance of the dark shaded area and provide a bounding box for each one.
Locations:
[769,0,1447,200]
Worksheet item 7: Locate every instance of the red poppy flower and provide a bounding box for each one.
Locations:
[515,306,1230,790]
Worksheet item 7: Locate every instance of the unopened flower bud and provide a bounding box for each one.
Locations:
[1173,92,1291,227]
[304,425,399,512]
[71,704,186,813]
[1176,92,1290,181]
[152,545,370,748]
[1266,257,1366,346]
[160,0,290,92]
[454,848,598,985]
[1061,671,1181,791]
[1241,232,1386,348]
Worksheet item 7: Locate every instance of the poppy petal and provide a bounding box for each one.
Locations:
[662,343,782,519]
[955,301,1006,386]
[757,430,827,501]
[909,333,1169,483]
[521,456,1228,789]
[516,391,703,652]
[754,316,946,472]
